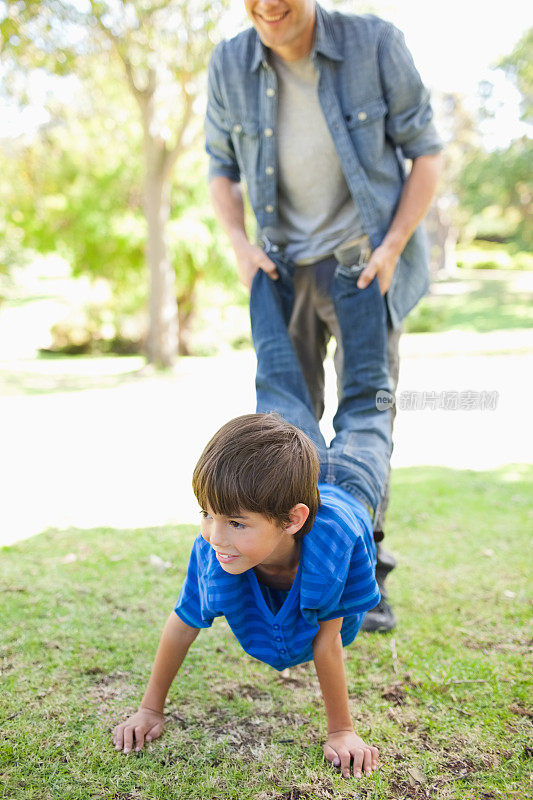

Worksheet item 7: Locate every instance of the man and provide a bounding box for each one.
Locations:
[205,0,444,632]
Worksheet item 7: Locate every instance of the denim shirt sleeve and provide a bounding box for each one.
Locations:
[205,43,241,183]
[378,24,443,160]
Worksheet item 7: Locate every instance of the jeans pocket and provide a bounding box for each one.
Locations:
[335,262,367,282]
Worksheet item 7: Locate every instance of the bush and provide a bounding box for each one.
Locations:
[404,300,449,333]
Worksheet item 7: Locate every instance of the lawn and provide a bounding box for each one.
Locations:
[404,271,533,335]
[1,465,532,800]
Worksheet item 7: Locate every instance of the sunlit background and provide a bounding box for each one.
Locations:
[1,0,532,546]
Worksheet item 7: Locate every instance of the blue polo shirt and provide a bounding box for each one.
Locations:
[174,484,379,671]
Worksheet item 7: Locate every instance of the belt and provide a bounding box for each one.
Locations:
[294,234,371,268]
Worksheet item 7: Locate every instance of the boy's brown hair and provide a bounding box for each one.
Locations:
[192,413,321,538]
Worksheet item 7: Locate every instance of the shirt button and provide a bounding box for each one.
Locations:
[265,204,274,213]
[264,127,273,137]
[273,624,280,630]
[280,649,287,654]
[266,88,276,97]
[358,111,367,122]
[275,636,282,642]
[233,123,242,133]
[265,166,274,176]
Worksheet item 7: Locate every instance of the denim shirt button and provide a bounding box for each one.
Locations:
[357,111,367,121]
[280,649,287,654]
[265,204,274,213]
[233,123,242,133]
[265,166,274,176]
[266,88,275,97]
[264,127,274,137]
[273,624,280,630]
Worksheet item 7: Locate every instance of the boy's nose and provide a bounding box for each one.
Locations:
[210,523,229,548]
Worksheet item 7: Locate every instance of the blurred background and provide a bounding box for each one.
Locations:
[0,0,532,545]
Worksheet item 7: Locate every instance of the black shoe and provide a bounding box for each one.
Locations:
[375,547,396,594]
[361,598,397,633]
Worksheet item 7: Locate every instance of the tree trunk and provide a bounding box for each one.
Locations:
[427,199,459,280]
[144,159,179,367]
[177,282,197,356]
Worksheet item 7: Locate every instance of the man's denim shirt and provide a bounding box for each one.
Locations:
[205,5,443,327]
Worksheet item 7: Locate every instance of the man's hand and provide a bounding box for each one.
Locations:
[357,243,399,295]
[234,240,279,289]
[356,152,444,295]
[324,729,379,779]
[113,707,165,754]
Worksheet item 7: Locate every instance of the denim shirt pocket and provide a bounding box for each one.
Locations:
[343,98,387,166]
[229,119,261,176]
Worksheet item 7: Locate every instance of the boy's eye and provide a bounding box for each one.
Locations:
[200,510,211,519]
[229,520,245,529]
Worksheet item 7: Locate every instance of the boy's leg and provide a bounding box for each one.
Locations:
[328,269,392,518]
[250,263,327,460]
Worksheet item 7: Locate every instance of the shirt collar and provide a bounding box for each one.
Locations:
[249,3,343,72]
[313,3,343,62]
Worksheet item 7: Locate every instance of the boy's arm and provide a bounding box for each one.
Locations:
[113,612,199,754]
[312,618,379,779]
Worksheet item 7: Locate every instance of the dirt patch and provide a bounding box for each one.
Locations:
[382,682,407,705]
[257,777,367,800]
[509,703,533,719]
[464,636,532,654]
[204,709,312,756]
[388,779,431,799]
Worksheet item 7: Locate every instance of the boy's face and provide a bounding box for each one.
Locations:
[200,506,297,574]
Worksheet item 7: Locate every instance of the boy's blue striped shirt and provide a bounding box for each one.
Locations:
[174,484,380,670]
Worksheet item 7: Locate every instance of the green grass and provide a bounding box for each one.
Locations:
[456,243,533,272]
[0,355,145,397]
[1,465,532,800]
[405,275,533,334]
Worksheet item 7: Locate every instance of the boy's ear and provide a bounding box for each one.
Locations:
[283,503,310,536]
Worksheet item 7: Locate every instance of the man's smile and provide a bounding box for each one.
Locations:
[257,10,289,24]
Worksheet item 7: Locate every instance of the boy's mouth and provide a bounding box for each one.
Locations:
[215,551,240,563]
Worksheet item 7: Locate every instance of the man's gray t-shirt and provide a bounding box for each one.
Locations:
[272,52,364,264]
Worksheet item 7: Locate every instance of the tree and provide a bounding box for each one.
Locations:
[423,91,481,276]
[498,27,533,124]
[455,29,533,251]
[1,0,230,365]
[0,72,236,354]
[457,136,532,250]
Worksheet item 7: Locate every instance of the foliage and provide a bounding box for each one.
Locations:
[497,27,533,123]
[1,465,532,799]
[456,137,533,251]
[1,0,232,363]
[1,121,235,353]
[452,29,533,251]
[0,1,237,353]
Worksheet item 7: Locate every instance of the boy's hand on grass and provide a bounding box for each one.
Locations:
[324,730,379,779]
[113,707,165,754]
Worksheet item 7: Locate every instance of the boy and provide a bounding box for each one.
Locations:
[113,256,392,779]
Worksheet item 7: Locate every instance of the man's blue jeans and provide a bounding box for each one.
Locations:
[250,257,392,518]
